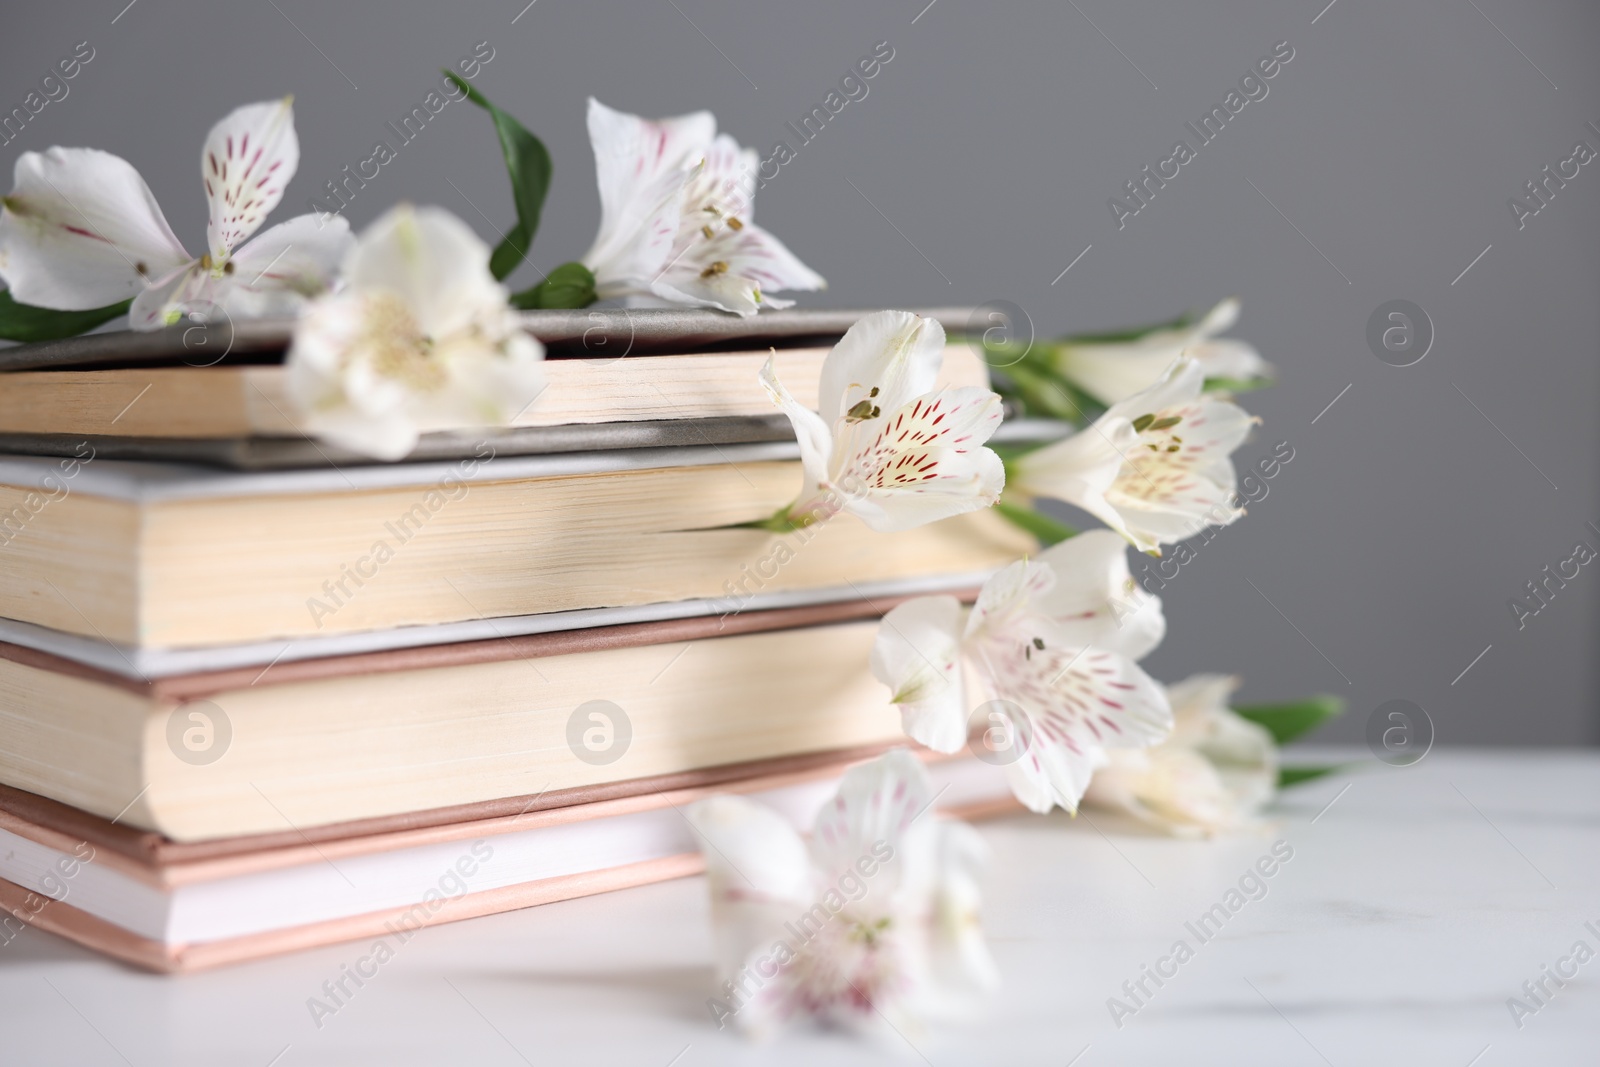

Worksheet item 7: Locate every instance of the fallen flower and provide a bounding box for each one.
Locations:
[687,749,998,1038]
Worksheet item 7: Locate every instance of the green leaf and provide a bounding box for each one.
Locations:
[510,261,596,310]
[994,501,1077,546]
[0,291,131,343]
[1204,375,1274,394]
[992,362,1103,426]
[1278,764,1345,789]
[489,226,534,283]
[445,71,552,282]
[1234,695,1346,746]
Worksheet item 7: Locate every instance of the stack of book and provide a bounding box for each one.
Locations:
[0,308,1031,971]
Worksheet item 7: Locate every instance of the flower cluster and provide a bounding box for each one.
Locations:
[0,94,827,458]
[0,76,1347,1046]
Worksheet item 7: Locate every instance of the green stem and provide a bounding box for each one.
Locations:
[994,501,1077,546]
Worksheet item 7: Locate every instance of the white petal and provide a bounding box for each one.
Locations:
[341,204,502,337]
[808,749,933,896]
[139,214,357,330]
[418,325,546,429]
[871,597,970,753]
[1012,417,1144,547]
[758,355,832,516]
[1004,724,1105,814]
[1056,305,1248,406]
[284,219,545,463]
[921,820,1000,1006]
[1104,389,1254,548]
[979,632,1171,812]
[1057,342,1184,407]
[1018,360,1258,555]
[650,220,825,317]
[818,310,945,424]
[964,557,1055,644]
[228,213,354,298]
[284,291,423,460]
[686,133,757,219]
[1165,673,1242,737]
[837,387,1005,533]
[685,794,812,979]
[1189,337,1268,383]
[203,98,299,261]
[1110,485,1243,549]
[642,132,824,315]
[1033,530,1165,661]
[1104,356,1206,424]
[1044,644,1172,750]
[1166,674,1277,815]
[1194,296,1240,337]
[0,147,189,309]
[128,262,210,331]
[582,98,712,293]
[1083,746,1238,836]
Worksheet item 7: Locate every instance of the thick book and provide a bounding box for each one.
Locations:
[0,307,998,469]
[0,749,1017,972]
[0,443,1029,651]
[0,597,985,842]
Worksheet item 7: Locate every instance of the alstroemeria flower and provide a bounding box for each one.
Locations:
[1009,357,1254,555]
[760,310,1005,532]
[1054,298,1270,406]
[871,531,1171,813]
[0,98,351,329]
[285,204,544,461]
[581,98,824,316]
[687,749,998,1039]
[1083,674,1278,837]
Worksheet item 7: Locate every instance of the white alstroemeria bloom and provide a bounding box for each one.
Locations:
[686,749,998,1038]
[581,98,824,316]
[760,310,1005,532]
[285,205,544,461]
[1055,298,1270,406]
[871,531,1171,814]
[1084,674,1278,837]
[1009,357,1254,555]
[0,98,351,329]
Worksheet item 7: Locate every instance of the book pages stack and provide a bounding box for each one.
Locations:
[0,308,1033,970]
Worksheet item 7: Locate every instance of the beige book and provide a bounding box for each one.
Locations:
[0,342,988,438]
[0,598,984,842]
[0,441,1028,649]
[0,749,1016,972]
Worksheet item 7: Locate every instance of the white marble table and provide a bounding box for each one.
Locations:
[0,749,1595,1066]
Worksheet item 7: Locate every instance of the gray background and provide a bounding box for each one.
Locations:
[3,0,1596,745]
